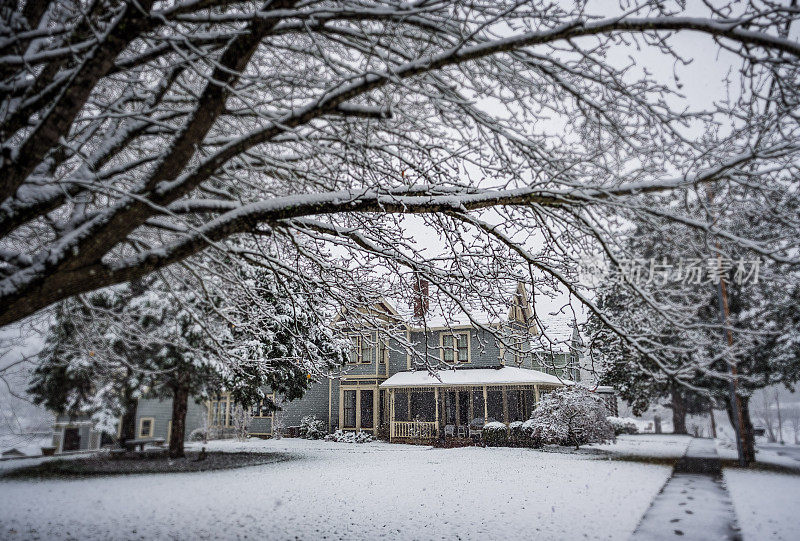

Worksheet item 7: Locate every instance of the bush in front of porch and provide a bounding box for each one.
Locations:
[524,387,615,449]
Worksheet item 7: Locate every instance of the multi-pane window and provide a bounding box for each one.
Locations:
[209,395,235,426]
[442,332,469,363]
[250,397,273,418]
[139,418,153,438]
[348,334,374,364]
[377,339,387,366]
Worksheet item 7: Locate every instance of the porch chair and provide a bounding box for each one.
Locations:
[445,424,456,438]
[469,417,485,440]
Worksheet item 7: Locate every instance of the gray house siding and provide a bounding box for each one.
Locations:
[329,377,340,431]
[135,398,206,441]
[388,335,409,372]
[249,416,272,435]
[408,328,503,368]
[278,379,331,428]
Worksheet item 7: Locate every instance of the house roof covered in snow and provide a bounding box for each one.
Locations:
[532,314,580,354]
[379,366,573,389]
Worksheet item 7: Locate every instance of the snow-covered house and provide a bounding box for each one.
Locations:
[133,283,613,443]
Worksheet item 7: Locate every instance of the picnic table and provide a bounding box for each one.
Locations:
[119,437,165,453]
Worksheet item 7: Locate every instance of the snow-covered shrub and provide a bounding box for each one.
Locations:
[527,387,615,449]
[189,428,207,442]
[300,415,327,440]
[232,404,252,441]
[521,417,567,448]
[607,416,639,436]
[508,421,525,446]
[482,421,508,446]
[324,430,374,443]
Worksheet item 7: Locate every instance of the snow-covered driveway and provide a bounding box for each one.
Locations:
[0,438,671,540]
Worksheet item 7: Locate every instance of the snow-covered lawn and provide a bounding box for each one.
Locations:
[724,469,800,541]
[589,433,693,459]
[0,438,673,540]
[716,439,800,471]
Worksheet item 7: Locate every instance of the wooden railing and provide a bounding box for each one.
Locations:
[392,421,437,439]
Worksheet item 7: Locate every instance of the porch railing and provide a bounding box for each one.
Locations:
[392,420,437,440]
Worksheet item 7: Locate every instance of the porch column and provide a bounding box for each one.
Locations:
[502,387,509,425]
[534,384,540,405]
[455,390,460,429]
[434,387,439,438]
[468,389,474,424]
[483,386,488,422]
[373,386,379,434]
[390,389,395,440]
[355,388,361,430]
[338,387,344,431]
[407,390,412,419]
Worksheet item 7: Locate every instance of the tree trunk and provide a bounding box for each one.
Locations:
[709,405,717,439]
[169,383,190,458]
[740,395,756,464]
[775,392,784,444]
[725,394,756,465]
[118,394,138,445]
[671,387,688,435]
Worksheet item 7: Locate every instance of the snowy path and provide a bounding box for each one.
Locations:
[630,439,740,541]
[0,438,672,540]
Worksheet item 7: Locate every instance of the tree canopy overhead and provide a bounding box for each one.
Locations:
[1,0,799,370]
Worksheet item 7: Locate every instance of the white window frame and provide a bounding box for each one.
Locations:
[440,331,470,364]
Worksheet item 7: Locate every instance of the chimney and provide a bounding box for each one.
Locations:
[412,277,429,318]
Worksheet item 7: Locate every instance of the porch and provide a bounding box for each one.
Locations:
[379,366,570,442]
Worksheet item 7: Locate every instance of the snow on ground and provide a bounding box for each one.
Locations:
[0,438,672,540]
[724,469,800,541]
[589,434,693,459]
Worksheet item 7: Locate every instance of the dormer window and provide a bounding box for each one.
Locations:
[441,332,470,363]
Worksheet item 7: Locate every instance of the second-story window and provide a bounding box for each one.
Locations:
[348,334,374,364]
[442,332,469,363]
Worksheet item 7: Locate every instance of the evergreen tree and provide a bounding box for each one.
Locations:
[29,285,151,444]
[29,264,349,458]
[587,211,800,462]
[224,269,349,419]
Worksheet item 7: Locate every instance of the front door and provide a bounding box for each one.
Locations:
[63,427,80,451]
